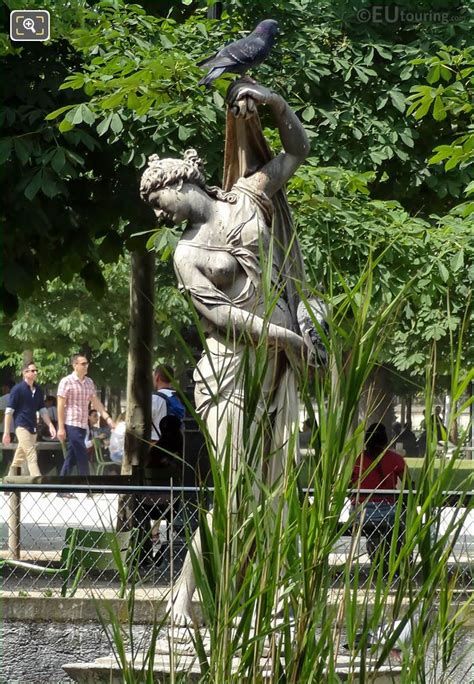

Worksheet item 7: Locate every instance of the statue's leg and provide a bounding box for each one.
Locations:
[166,349,298,627]
[167,389,244,625]
[166,509,212,626]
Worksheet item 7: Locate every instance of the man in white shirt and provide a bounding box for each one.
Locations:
[151,365,177,440]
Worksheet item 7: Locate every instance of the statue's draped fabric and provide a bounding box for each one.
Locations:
[187,100,304,486]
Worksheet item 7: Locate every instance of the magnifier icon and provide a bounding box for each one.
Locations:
[23,17,36,33]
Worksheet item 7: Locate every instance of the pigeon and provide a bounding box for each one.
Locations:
[197,19,278,87]
[297,297,329,367]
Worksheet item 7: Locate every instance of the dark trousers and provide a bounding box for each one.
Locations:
[60,425,89,476]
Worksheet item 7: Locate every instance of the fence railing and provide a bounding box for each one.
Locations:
[1,484,472,599]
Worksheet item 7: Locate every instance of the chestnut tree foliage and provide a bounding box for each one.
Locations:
[1,0,472,383]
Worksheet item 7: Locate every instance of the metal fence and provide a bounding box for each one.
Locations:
[1,484,473,599]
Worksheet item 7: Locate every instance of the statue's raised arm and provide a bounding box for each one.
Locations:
[226,81,310,198]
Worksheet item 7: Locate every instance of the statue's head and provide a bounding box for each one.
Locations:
[140,149,206,221]
[140,148,237,222]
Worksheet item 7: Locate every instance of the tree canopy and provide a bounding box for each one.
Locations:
[1,0,472,383]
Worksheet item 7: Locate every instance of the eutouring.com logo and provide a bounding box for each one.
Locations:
[355,4,468,24]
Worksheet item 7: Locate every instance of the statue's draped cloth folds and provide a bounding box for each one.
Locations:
[188,103,305,483]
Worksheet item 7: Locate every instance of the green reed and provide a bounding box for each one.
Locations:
[98,259,473,683]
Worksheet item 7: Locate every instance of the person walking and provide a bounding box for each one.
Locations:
[57,354,115,477]
[151,365,185,441]
[2,361,56,477]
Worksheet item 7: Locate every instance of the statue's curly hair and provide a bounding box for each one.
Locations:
[140,149,205,197]
[140,149,236,222]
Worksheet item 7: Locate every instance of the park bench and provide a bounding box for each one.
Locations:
[0,527,136,597]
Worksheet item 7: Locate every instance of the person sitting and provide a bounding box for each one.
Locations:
[85,409,100,464]
[109,412,126,464]
[351,423,410,575]
[44,395,58,425]
[392,421,402,440]
[398,421,418,457]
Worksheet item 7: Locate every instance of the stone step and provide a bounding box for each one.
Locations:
[63,652,402,683]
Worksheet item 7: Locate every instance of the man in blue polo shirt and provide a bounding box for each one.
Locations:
[2,361,56,477]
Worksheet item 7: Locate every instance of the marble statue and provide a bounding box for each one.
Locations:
[140,80,310,626]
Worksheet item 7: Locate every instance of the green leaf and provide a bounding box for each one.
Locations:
[432,96,446,121]
[45,105,77,121]
[14,138,31,165]
[213,91,224,108]
[68,103,96,126]
[58,119,75,133]
[399,66,412,81]
[70,107,84,125]
[201,105,216,124]
[302,105,315,122]
[110,113,123,133]
[24,171,43,200]
[369,150,385,165]
[438,261,449,282]
[412,98,432,120]
[389,90,406,113]
[445,156,461,171]
[41,170,61,198]
[121,148,134,165]
[51,148,66,173]
[59,73,85,91]
[0,138,12,163]
[97,113,113,136]
[450,250,464,272]
[196,23,208,39]
[429,145,455,165]
[427,65,440,84]
[81,104,96,125]
[160,34,174,49]
[100,91,125,109]
[178,125,192,141]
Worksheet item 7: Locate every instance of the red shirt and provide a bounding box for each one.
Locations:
[351,449,406,502]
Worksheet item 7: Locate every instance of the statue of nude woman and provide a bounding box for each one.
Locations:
[140,80,310,626]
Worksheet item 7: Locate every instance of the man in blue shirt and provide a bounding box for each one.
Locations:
[2,361,56,477]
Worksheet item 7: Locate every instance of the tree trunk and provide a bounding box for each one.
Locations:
[122,251,155,475]
[400,396,406,426]
[22,350,33,366]
[362,364,397,435]
[109,387,122,419]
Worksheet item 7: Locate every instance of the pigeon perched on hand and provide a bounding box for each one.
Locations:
[197,19,278,87]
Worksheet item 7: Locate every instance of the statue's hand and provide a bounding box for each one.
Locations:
[228,81,280,119]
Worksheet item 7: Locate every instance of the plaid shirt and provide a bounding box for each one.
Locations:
[57,372,96,429]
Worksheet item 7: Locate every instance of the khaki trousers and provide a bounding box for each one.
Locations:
[9,426,41,477]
